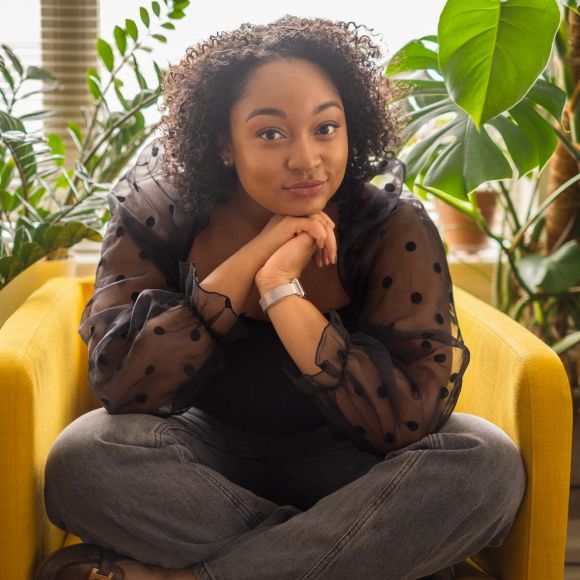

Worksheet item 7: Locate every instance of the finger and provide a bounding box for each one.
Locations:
[307,220,327,250]
[308,212,335,230]
[315,247,323,268]
[322,222,337,265]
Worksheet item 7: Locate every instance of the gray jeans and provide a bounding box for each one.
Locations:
[44,408,527,580]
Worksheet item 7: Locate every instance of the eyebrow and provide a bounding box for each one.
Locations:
[245,100,343,122]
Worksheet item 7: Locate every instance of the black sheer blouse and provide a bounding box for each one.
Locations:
[79,140,470,458]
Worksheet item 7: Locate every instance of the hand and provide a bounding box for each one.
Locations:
[251,211,337,269]
[255,211,337,292]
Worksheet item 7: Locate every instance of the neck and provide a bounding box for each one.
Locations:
[229,181,274,234]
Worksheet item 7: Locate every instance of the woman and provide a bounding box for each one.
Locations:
[36,15,526,580]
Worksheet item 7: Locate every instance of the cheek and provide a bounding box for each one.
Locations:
[330,137,349,172]
[234,150,270,181]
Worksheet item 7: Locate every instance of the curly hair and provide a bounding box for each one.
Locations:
[159,14,404,223]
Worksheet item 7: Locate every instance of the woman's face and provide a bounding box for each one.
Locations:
[221,57,349,219]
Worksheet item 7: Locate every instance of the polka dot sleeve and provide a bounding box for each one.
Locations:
[78,140,248,417]
[287,169,470,458]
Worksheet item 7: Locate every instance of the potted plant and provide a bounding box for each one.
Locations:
[385,0,580,402]
[0,0,190,326]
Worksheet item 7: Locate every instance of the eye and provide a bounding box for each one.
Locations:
[258,128,283,141]
[318,122,340,136]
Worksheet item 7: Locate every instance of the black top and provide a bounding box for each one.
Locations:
[79,139,470,458]
[196,303,356,438]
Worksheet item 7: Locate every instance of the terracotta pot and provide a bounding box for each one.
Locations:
[434,190,497,253]
[0,255,77,329]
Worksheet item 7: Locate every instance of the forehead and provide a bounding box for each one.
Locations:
[235,58,342,111]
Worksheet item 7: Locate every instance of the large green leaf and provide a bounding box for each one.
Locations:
[402,114,464,188]
[487,114,537,175]
[518,240,580,293]
[389,35,562,198]
[509,100,558,172]
[387,37,441,75]
[422,112,513,197]
[438,0,560,128]
[524,77,567,123]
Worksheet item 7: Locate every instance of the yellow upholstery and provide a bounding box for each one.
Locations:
[0,276,572,579]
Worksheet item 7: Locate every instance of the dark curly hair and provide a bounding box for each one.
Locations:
[159,14,404,223]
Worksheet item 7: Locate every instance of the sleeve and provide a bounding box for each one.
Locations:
[286,193,470,458]
[78,140,249,417]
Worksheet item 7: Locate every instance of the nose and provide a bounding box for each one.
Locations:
[287,134,321,176]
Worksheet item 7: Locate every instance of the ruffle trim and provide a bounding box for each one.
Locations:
[179,261,251,343]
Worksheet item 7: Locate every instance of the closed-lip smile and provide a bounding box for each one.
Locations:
[285,180,326,188]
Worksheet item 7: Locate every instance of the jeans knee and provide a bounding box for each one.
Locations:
[44,410,107,524]
[464,417,527,542]
[44,408,162,528]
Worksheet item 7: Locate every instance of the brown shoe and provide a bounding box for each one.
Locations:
[34,543,126,579]
[34,543,198,579]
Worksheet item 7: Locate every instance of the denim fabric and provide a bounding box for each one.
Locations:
[44,408,526,579]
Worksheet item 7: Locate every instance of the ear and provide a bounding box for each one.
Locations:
[217,134,232,160]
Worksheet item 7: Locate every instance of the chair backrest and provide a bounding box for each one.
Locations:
[453,286,572,580]
[0,277,572,579]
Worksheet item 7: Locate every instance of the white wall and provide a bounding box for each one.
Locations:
[99,0,446,66]
[0,1,446,69]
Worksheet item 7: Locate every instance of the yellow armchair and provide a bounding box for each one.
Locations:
[0,276,572,579]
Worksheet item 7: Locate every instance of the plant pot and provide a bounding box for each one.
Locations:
[434,190,498,253]
[0,255,77,329]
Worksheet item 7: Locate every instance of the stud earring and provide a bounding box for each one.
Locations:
[220,155,233,168]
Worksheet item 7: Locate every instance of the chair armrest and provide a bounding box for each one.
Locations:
[453,286,572,580]
[0,276,99,578]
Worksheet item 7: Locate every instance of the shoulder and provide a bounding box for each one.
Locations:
[342,178,441,269]
[109,139,179,212]
[344,181,430,241]
[107,138,197,254]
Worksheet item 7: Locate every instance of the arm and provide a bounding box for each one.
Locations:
[196,236,271,336]
[263,196,470,458]
[80,142,256,416]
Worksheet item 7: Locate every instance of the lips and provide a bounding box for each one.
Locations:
[285,180,326,197]
[286,180,325,189]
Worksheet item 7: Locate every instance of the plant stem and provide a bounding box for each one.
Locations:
[492,250,503,310]
[64,93,158,206]
[524,172,540,224]
[498,180,521,233]
[554,127,580,162]
[82,37,150,154]
[512,296,531,322]
[511,172,580,248]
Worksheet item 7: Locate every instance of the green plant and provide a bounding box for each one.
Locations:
[387,0,580,391]
[0,0,190,291]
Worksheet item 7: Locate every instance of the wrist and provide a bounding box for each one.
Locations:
[256,275,295,295]
[256,277,295,296]
[258,277,305,316]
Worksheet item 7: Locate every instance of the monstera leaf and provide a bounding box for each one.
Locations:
[388,0,564,201]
